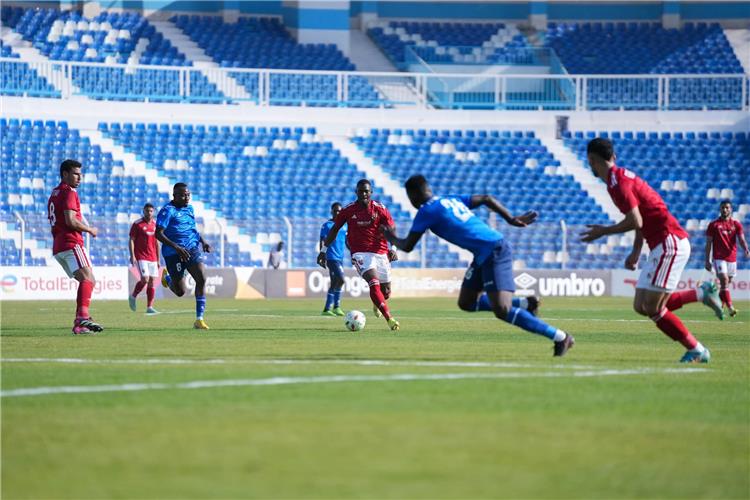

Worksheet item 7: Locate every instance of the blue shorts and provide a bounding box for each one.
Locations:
[164,245,205,281]
[462,240,515,293]
[327,260,345,282]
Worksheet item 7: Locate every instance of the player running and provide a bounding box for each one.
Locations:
[383,174,574,356]
[705,200,749,317]
[582,138,722,363]
[156,183,212,330]
[320,202,348,316]
[317,179,400,330]
[47,159,103,335]
[128,203,160,314]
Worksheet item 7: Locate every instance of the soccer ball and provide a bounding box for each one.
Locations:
[344,310,366,331]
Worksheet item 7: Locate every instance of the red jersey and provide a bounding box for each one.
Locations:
[706,218,744,262]
[48,182,84,254]
[334,200,394,254]
[607,165,688,250]
[130,218,158,261]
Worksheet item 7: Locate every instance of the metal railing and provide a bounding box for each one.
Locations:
[1,58,747,111]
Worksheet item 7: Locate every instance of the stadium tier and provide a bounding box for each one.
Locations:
[564,130,750,268]
[367,21,527,69]
[544,22,745,110]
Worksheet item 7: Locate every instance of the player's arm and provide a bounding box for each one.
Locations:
[382,226,422,253]
[156,226,190,261]
[317,218,345,267]
[64,210,97,237]
[468,195,537,227]
[625,229,644,270]
[129,234,137,267]
[581,206,642,242]
[704,235,714,271]
[198,233,211,253]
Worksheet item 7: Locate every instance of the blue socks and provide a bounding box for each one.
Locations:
[504,307,557,340]
[196,295,206,320]
[475,294,527,311]
[324,292,335,311]
[332,289,342,308]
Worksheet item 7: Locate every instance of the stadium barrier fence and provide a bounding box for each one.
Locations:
[1,58,747,111]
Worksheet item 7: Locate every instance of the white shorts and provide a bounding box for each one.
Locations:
[137,260,159,278]
[713,259,737,278]
[352,252,392,283]
[54,244,92,278]
[637,235,690,292]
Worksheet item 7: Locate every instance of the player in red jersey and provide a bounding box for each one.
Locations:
[704,200,750,317]
[47,159,103,335]
[128,203,160,315]
[317,179,400,330]
[581,138,723,363]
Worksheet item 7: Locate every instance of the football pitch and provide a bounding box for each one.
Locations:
[2,296,748,499]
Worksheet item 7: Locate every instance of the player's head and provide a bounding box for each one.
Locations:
[330,202,342,219]
[586,138,616,179]
[59,159,82,188]
[277,241,284,250]
[404,174,432,209]
[719,200,732,219]
[142,203,155,220]
[172,182,191,207]
[355,179,372,205]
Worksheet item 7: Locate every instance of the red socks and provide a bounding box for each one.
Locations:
[650,308,698,350]
[719,289,733,309]
[368,278,392,320]
[147,285,155,307]
[132,281,146,298]
[666,289,697,311]
[76,279,94,319]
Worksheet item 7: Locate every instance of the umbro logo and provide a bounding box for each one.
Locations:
[352,215,357,219]
[514,272,537,289]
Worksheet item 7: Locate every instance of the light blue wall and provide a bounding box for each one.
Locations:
[283,6,349,30]
[547,2,663,21]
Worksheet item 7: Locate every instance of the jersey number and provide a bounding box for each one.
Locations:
[440,198,473,223]
[48,202,56,226]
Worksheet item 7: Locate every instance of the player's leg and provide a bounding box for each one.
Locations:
[663,260,722,319]
[376,255,399,330]
[145,266,158,314]
[322,261,340,315]
[457,263,484,311]
[186,260,209,329]
[635,236,709,362]
[329,261,346,316]
[65,245,103,334]
[129,260,148,311]
[474,293,540,316]
[716,261,736,315]
[484,241,572,356]
[163,255,188,297]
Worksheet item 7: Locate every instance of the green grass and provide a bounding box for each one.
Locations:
[2,297,748,499]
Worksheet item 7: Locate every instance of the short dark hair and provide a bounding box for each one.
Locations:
[173,182,188,192]
[331,202,342,209]
[60,159,81,177]
[720,200,732,208]
[405,174,428,193]
[587,138,614,161]
[144,203,155,210]
[356,179,371,189]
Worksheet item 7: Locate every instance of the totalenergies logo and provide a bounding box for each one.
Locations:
[1,274,18,293]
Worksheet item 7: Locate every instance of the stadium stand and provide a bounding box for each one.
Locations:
[0,40,61,97]
[367,21,527,69]
[544,22,745,110]
[1,6,225,102]
[352,128,612,269]
[563,130,750,268]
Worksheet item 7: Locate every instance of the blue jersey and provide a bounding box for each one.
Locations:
[320,220,347,262]
[410,195,503,265]
[156,202,201,257]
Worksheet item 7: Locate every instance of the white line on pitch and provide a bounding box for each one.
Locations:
[0,368,708,398]
[0,357,596,370]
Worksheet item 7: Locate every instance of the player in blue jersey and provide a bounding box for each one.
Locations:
[383,174,575,356]
[156,182,212,330]
[320,202,348,316]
